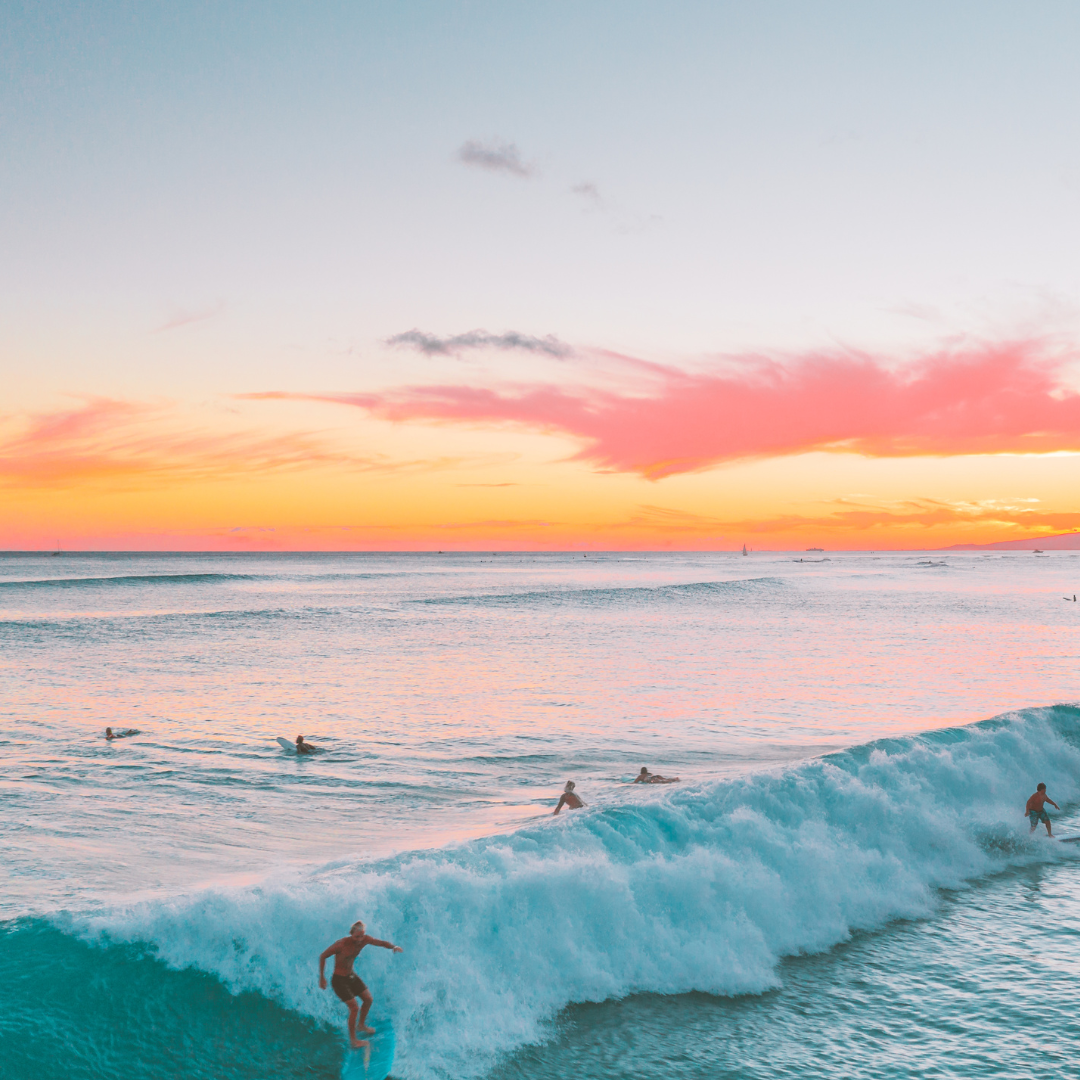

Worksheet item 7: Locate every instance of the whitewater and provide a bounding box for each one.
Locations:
[2,551,1079,1079]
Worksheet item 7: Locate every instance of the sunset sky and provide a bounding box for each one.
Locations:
[4,1,1080,550]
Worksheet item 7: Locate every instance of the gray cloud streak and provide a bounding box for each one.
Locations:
[456,138,535,177]
[387,329,573,358]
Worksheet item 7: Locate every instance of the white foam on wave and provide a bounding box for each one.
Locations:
[77,706,1080,1080]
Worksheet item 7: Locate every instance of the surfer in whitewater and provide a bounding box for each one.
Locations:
[1026,783,1059,837]
[319,920,403,1047]
[553,780,585,814]
[633,767,680,784]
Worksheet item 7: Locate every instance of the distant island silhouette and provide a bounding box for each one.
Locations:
[941,531,1080,551]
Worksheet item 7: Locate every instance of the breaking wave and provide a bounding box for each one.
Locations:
[51,706,1080,1079]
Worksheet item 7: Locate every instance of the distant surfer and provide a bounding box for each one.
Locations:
[295,735,315,754]
[105,727,138,740]
[553,781,585,814]
[1026,783,1059,837]
[105,727,118,740]
[319,920,403,1047]
[633,767,680,784]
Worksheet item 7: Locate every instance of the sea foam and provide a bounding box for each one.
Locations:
[77,706,1080,1080]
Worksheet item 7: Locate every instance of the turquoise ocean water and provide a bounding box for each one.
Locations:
[2,551,1079,1078]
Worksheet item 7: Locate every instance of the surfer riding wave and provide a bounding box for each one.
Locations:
[319,920,403,1048]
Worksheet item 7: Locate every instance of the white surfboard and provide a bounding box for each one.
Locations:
[276,736,321,753]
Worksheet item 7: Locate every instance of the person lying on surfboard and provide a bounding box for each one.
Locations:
[1026,783,1059,837]
[553,781,585,814]
[633,767,680,784]
[319,920,403,1047]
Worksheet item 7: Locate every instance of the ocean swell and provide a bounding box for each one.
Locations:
[417,576,787,609]
[0,572,258,591]
[74,706,1080,1079]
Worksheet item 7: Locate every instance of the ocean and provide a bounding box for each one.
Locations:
[2,550,1079,1079]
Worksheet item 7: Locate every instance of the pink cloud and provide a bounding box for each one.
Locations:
[251,340,1080,478]
[0,397,499,490]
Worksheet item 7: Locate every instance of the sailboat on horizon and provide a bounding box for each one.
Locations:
[741,543,748,556]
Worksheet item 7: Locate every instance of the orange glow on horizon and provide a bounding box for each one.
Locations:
[5,338,1080,552]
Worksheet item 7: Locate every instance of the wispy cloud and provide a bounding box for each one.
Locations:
[152,300,226,334]
[592,496,1080,539]
[0,398,350,489]
[269,339,1080,479]
[456,138,535,178]
[0,397,505,490]
[713,497,1080,537]
[569,180,661,234]
[571,181,602,204]
[386,328,572,358]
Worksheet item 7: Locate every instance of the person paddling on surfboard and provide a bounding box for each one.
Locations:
[1026,783,1059,837]
[633,767,680,784]
[295,735,315,754]
[319,920,403,1047]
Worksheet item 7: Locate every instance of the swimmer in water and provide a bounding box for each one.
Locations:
[553,781,585,814]
[105,727,117,740]
[633,767,680,784]
[295,735,315,754]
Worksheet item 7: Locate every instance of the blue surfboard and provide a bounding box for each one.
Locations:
[341,1016,395,1080]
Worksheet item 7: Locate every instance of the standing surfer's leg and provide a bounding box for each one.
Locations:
[357,987,376,1034]
[346,998,366,1048]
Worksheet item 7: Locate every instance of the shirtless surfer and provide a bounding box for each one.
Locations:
[319,920,403,1047]
[553,781,585,815]
[1026,783,1060,837]
[295,735,315,754]
[633,767,680,784]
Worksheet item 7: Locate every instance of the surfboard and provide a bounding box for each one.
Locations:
[1056,836,1080,843]
[341,1017,395,1080]
[276,736,321,754]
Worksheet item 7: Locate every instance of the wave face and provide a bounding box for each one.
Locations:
[70,706,1080,1080]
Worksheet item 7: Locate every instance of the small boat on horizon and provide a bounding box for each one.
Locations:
[742,543,748,556]
[806,547,824,552]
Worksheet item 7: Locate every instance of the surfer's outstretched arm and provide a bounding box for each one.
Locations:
[365,936,403,952]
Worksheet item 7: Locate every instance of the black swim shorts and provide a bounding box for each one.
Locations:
[331,973,368,1002]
